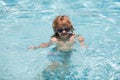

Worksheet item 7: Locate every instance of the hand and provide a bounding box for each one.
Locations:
[28,46,37,49]
[80,42,88,48]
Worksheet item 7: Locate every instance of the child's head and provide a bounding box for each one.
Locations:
[52,15,74,33]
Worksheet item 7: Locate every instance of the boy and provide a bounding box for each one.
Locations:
[29,15,87,52]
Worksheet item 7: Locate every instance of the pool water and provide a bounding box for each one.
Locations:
[0,0,120,80]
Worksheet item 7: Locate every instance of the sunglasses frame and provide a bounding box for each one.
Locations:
[55,27,71,33]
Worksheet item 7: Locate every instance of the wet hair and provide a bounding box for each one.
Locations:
[52,15,74,38]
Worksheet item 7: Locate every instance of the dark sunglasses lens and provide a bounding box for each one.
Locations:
[57,28,71,33]
[57,29,63,33]
[65,28,70,32]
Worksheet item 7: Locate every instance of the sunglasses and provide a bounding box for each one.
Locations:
[56,28,71,33]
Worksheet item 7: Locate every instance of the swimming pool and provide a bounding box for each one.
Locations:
[0,0,120,80]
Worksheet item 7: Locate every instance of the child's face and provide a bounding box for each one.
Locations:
[55,27,71,39]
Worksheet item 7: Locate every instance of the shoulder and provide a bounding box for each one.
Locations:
[69,33,75,39]
[50,37,58,42]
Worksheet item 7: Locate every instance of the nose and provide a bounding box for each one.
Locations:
[62,30,66,33]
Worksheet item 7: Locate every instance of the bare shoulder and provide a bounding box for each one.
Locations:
[50,37,58,42]
[69,33,75,39]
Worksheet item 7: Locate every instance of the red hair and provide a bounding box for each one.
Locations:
[52,15,74,31]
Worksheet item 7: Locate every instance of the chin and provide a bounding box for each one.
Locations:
[61,35,68,38]
[61,34,68,37]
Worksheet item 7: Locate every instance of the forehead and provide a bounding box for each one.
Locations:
[55,21,71,28]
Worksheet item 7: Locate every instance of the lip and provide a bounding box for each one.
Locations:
[60,33,69,37]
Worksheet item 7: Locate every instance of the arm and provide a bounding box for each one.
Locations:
[38,41,52,48]
[76,35,88,48]
[28,41,51,49]
[28,37,57,49]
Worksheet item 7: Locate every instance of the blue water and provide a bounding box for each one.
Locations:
[0,0,120,80]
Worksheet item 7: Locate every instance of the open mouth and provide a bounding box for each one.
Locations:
[61,33,68,36]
